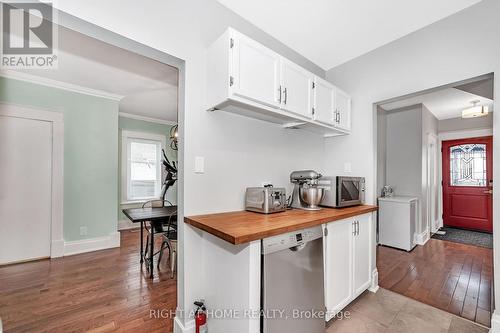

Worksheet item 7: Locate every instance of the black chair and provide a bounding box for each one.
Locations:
[142,200,177,278]
[157,210,177,278]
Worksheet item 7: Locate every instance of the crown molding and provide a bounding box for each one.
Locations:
[118,112,177,125]
[0,70,124,101]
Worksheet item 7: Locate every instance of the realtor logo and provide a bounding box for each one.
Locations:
[1,1,58,69]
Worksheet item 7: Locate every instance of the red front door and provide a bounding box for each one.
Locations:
[442,136,493,233]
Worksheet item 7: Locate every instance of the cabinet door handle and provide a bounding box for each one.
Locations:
[278,86,282,103]
[356,221,359,236]
[352,221,356,235]
[283,88,288,105]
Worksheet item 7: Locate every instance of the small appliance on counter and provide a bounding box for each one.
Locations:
[318,176,365,208]
[245,185,286,214]
[382,185,394,197]
[290,170,325,211]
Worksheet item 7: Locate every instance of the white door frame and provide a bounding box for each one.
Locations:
[427,133,438,234]
[0,103,64,258]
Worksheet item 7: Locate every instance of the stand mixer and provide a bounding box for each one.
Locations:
[290,170,324,211]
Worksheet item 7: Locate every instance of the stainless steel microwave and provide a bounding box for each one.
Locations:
[318,176,365,208]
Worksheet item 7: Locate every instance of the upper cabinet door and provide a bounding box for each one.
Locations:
[313,77,335,126]
[323,219,353,319]
[334,88,351,131]
[352,214,372,297]
[280,58,313,118]
[231,33,281,108]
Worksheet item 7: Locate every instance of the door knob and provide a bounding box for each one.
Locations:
[484,190,493,194]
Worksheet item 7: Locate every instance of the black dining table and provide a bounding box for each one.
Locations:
[122,206,177,278]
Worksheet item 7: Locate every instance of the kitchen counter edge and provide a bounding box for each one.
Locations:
[184,205,378,245]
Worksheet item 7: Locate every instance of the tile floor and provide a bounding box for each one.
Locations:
[326,288,488,333]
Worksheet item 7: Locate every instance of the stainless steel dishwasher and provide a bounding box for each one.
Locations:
[261,225,325,333]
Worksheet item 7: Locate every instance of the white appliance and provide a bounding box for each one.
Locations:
[378,196,418,251]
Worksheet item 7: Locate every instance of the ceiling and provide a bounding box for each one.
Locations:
[217,0,482,70]
[9,26,178,122]
[380,85,493,120]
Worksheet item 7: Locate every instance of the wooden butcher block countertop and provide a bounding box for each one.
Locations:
[184,205,378,245]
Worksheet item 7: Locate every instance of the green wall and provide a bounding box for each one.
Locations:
[0,77,119,241]
[118,117,177,220]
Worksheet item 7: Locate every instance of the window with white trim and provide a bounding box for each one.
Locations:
[122,131,166,202]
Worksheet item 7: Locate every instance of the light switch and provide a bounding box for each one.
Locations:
[344,162,352,173]
[195,156,205,174]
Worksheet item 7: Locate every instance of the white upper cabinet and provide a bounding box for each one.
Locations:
[313,77,335,126]
[207,27,352,137]
[334,88,351,131]
[231,31,281,108]
[279,58,313,118]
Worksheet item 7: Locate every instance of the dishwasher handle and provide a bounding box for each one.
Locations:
[289,243,307,252]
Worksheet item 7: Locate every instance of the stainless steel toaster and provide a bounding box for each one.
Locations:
[245,186,286,214]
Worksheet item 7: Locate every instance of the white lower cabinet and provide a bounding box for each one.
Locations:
[323,213,372,321]
[353,214,372,296]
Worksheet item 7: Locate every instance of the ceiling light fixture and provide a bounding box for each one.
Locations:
[462,100,489,119]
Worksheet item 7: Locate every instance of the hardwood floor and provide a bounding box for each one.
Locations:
[377,239,493,327]
[0,230,176,333]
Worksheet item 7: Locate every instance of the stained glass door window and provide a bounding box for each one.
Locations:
[449,144,487,186]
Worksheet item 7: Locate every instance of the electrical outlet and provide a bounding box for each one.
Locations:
[344,162,352,173]
[80,226,87,236]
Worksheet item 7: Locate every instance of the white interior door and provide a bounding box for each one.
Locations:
[0,115,52,264]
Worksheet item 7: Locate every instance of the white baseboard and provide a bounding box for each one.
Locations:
[414,229,430,246]
[490,310,500,333]
[369,268,379,293]
[51,239,64,258]
[118,219,140,231]
[174,317,195,333]
[63,231,121,256]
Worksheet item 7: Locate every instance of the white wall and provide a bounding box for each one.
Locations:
[380,104,437,237]
[385,106,422,197]
[325,0,500,328]
[51,1,327,332]
[438,112,493,132]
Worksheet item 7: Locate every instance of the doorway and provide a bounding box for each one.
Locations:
[0,4,184,332]
[375,74,494,327]
[442,136,493,233]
